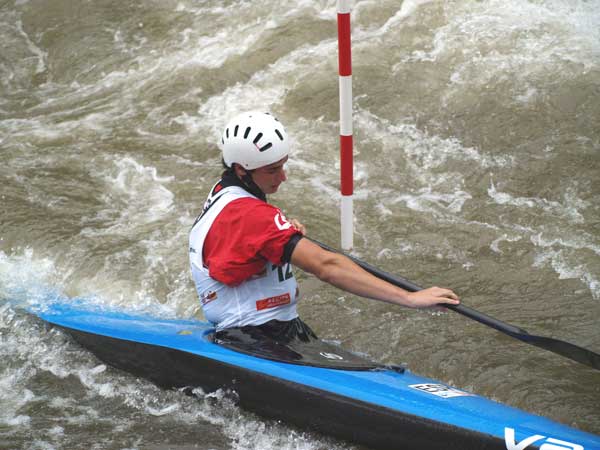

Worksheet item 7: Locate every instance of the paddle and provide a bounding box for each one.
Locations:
[311,238,600,371]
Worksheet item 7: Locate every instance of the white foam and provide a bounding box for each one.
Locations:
[531,232,600,258]
[402,0,600,92]
[48,426,64,436]
[488,180,586,224]
[0,13,45,92]
[515,86,539,104]
[533,247,600,300]
[307,177,340,206]
[375,202,393,217]
[183,388,345,450]
[161,153,218,168]
[490,234,522,254]
[0,366,34,427]
[0,245,183,323]
[531,232,600,299]
[350,110,508,220]
[376,242,415,260]
[170,110,206,135]
[356,109,513,171]
[393,188,472,215]
[353,0,436,38]
[15,19,47,74]
[81,156,175,237]
[167,0,338,73]
[146,403,180,416]
[0,249,60,306]
[196,33,337,135]
[379,0,437,34]
[0,304,171,442]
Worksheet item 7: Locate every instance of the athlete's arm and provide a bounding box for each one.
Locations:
[290,238,460,309]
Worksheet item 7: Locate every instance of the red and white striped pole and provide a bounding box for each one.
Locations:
[337,0,353,250]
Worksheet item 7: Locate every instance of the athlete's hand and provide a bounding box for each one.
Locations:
[405,287,460,309]
[290,219,306,235]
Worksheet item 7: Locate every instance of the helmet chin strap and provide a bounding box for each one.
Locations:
[240,170,267,202]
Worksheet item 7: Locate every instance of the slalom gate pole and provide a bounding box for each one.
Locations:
[337,0,353,250]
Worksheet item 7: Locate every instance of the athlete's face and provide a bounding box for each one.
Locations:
[249,156,288,194]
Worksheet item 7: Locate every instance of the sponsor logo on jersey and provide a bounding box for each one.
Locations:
[274,212,292,231]
[256,293,291,311]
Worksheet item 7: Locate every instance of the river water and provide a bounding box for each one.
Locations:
[1,0,599,449]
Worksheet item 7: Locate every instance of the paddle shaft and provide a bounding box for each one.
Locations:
[311,238,600,370]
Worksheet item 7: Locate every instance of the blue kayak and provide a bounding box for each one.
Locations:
[32,301,600,450]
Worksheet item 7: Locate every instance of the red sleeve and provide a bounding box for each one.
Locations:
[203,198,301,286]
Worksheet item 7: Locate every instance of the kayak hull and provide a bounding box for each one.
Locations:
[62,325,504,450]
[31,302,600,450]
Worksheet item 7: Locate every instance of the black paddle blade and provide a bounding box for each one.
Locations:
[515,333,600,371]
[446,304,600,371]
[310,238,600,371]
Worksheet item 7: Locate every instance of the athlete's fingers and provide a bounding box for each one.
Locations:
[437,296,460,305]
[406,289,459,308]
[291,219,306,235]
[431,287,459,301]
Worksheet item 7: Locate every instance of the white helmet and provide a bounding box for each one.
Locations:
[220,111,289,170]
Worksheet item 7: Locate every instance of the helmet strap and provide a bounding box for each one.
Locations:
[229,164,267,201]
[240,171,267,202]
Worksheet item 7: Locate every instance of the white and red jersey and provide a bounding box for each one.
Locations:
[189,180,301,330]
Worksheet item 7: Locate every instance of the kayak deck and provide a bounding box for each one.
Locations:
[32,302,600,450]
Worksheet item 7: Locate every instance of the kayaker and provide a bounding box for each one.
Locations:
[189,111,459,345]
